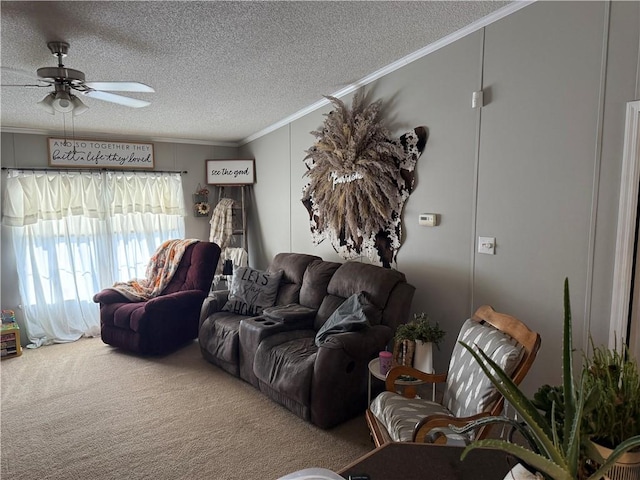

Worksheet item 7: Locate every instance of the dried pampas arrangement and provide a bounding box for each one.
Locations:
[302,91,427,267]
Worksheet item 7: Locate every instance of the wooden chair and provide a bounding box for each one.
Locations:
[366,305,541,447]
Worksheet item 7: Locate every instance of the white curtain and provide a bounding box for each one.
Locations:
[2,169,186,347]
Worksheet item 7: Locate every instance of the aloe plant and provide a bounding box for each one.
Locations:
[456,278,640,480]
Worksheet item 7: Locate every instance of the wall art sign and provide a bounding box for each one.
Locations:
[47,138,154,169]
[206,159,255,185]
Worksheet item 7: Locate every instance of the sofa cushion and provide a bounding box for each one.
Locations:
[314,261,405,330]
[113,302,146,331]
[370,391,453,442]
[162,242,220,294]
[223,266,283,316]
[268,253,321,305]
[314,292,377,346]
[326,262,406,310]
[299,260,341,309]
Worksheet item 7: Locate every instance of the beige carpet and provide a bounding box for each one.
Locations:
[1,337,373,479]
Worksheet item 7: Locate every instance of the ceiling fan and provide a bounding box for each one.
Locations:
[3,41,154,116]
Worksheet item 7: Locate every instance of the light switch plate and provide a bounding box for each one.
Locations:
[478,236,496,255]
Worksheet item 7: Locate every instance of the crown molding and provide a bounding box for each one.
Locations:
[0,126,239,148]
[240,0,534,146]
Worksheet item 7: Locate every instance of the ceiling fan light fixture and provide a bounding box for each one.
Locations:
[38,90,89,116]
[52,90,74,113]
[30,41,153,116]
[71,95,88,116]
[37,93,56,115]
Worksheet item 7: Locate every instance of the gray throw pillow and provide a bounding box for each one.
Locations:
[314,292,375,346]
[222,266,283,316]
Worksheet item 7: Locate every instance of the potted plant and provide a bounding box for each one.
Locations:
[582,341,640,479]
[454,278,640,480]
[394,313,445,373]
[528,340,640,479]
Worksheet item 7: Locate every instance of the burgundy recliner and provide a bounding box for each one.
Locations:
[93,241,221,355]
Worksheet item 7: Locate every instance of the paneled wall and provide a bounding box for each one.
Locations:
[239,1,640,392]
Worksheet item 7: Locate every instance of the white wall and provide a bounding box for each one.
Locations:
[474,1,607,388]
[239,1,640,392]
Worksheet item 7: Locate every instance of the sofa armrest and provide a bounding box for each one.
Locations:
[319,324,392,361]
[199,290,229,328]
[385,365,448,390]
[93,288,130,305]
[144,290,206,313]
[262,304,317,323]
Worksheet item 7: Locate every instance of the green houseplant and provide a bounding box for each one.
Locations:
[581,341,640,478]
[395,313,446,346]
[455,279,640,480]
[511,343,640,479]
[394,313,445,372]
[583,341,640,449]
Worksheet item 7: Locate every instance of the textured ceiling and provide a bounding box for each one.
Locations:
[1,1,514,145]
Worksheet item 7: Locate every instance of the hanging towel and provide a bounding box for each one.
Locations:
[209,198,235,249]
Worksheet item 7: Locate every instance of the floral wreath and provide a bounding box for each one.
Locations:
[195,202,210,215]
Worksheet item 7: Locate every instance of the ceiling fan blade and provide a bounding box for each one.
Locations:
[1,84,49,88]
[1,66,51,84]
[83,90,151,108]
[84,81,154,93]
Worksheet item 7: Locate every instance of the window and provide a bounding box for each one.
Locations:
[2,169,186,347]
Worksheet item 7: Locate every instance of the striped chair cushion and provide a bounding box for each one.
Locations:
[442,319,524,419]
[369,391,451,442]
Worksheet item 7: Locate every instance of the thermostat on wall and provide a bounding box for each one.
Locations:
[419,213,438,227]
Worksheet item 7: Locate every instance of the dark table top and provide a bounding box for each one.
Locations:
[339,443,514,480]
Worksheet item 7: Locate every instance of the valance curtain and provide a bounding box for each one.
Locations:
[2,170,186,347]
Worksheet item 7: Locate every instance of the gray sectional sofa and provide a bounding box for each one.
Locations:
[198,252,415,428]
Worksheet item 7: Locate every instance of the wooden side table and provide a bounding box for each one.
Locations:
[368,358,431,403]
[368,358,436,404]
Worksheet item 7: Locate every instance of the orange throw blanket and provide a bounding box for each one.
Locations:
[110,239,198,302]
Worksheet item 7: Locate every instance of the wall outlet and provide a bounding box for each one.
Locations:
[419,213,438,227]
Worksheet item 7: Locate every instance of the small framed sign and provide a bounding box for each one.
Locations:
[206,159,255,185]
[48,138,154,169]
